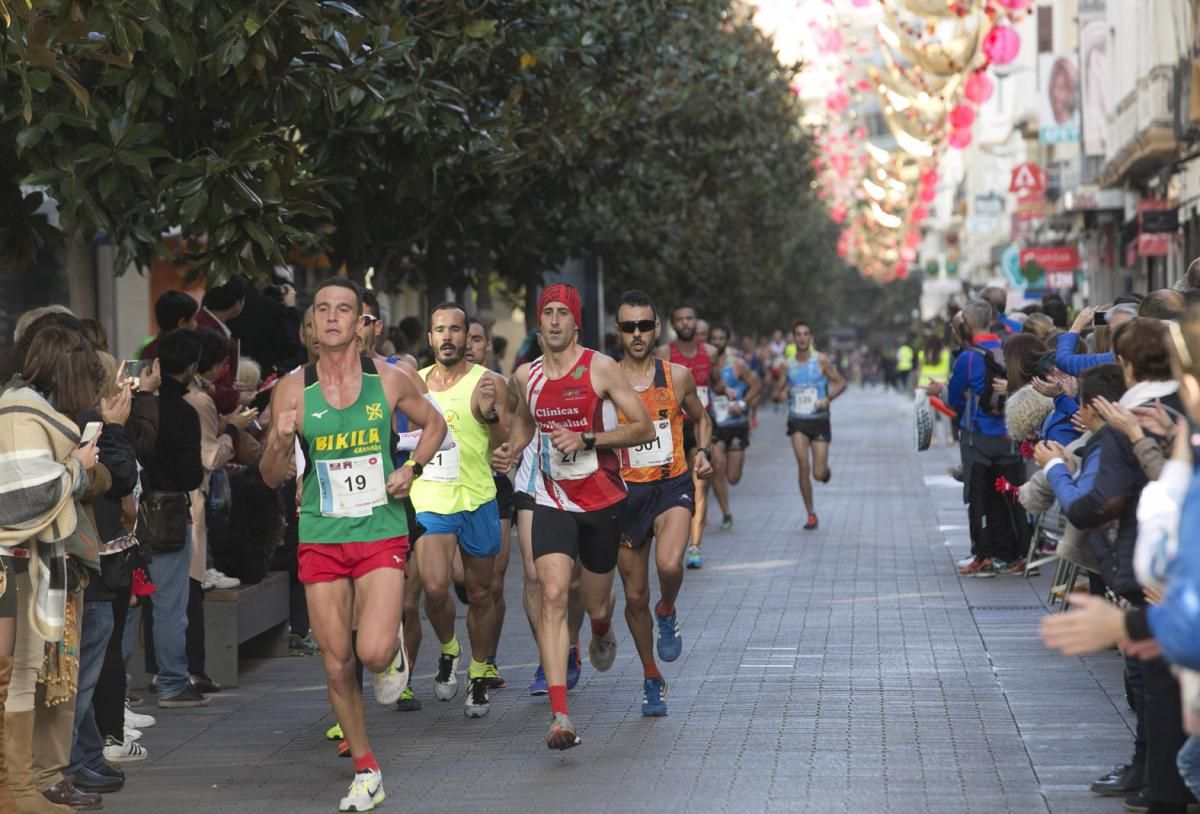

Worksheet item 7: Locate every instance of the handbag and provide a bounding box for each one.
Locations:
[136,491,190,553]
[913,392,933,452]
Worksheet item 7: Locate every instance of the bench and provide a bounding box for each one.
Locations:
[202,571,291,688]
[129,570,291,690]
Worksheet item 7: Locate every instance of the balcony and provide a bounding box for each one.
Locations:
[1098,66,1178,187]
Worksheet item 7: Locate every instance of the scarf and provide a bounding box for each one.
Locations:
[1119,379,1179,409]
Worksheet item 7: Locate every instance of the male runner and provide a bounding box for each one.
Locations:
[492,283,654,749]
[261,278,446,812]
[773,321,846,531]
[409,304,510,718]
[614,290,713,716]
[707,324,761,530]
[657,305,718,569]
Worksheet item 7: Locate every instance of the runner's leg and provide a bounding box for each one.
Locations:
[791,432,815,514]
[461,551,496,664]
[811,440,831,484]
[306,580,367,755]
[419,534,459,647]
[725,448,746,485]
[402,548,422,674]
[487,517,511,660]
[687,446,707,549]
[518,509,540,638]
[536,553,575,689]
[617,544,654,668]
[710,442,732,519]
[654,507,692,611]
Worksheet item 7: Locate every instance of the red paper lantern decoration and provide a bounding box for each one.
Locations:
[982,25,1020,65]
[920,184,937,203]
[994,0,1033,9]
[964,71,994,104]
[948,104,975,129]
[948,127,973,148]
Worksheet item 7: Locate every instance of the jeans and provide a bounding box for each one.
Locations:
[145,534,192,698]
[95,588,132,742]
[68,600,114,774]
[1180,736,1200,800]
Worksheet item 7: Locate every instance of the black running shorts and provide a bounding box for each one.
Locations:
[787,416,832,443]
[513,490,536,514]
[531,500,627,574]
[715,424,750,451]
[493,472,515,521]
[619,473,695,549]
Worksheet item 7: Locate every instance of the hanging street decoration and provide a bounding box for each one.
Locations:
[752,0,1029,281]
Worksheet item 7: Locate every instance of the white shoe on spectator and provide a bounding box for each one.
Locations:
[124,726,143,742]
[202,568,240,590]
[125,705,156,729]
[103,736,149,762]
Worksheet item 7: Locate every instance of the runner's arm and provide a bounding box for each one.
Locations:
[675,366,713,452]
[823,356,847,401]
[493,367,534,472]
[592,355,655,449]
[473,371,512,447]
[737,358,762,407]
[390,371,446,466]
[260,373,303,489]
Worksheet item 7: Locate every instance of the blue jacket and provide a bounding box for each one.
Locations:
[1055,331,1114,376]
[1046,425,1145,594]
[1146,468,1200,669]
[947,334,1007,437]
[998,314,1023,335]
[1040,394,1081,445]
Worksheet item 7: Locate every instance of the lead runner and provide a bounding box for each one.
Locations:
[261,278,447,812]
[491,283,654,749]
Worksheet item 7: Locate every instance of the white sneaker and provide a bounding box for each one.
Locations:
[339,769,386,812]
[956,555,976,569]
[202,568,240,591]
[103,736,148,762]
[124,726,143,742]
[372,622,408,706]
[125,705,156,729]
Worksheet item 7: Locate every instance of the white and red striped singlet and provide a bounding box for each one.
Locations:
[526,348,626,512]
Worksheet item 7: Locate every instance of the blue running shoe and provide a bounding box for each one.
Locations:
[642,677,668,717]
[656,610,682,662]
[528,665,548,696]
[566,645,581,690]
[685,546,702,569]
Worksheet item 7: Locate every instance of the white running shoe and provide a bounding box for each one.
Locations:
[372,622,408,706]
[202,568,240,591]
[433,649,462,701]
[464,676,490,718]
[125,705,157,729]
[103,736,149,762]
[588,628,618,672]
[339,769,386,812]
[124,726,143,742]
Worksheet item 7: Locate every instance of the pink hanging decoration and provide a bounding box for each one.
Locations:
[983,25,1020,65]
[850,0,872,7]
[829,153,852,178]
[911,205,928,223]
[826,88,850,113]
[904,230,921,249]
[895,264,909,280]
[948,103,975,129]
[994,0,1033,9]
[948,127,973,149]
[964,71,994,104]
[900,247,917,263]
[831,203,847,224]
[920,184,937,203]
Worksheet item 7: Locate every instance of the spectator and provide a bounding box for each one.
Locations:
[982,286,1021,334]
[1055,304,1137,376]
[1042,295,1070,329]
[226,272,305,377]
[138,330,206,711]
[197,277,245,415]
[492,335,508,374]
[1139,289,1186,321]
[1021,313,1056,342]
[139,291,200,362]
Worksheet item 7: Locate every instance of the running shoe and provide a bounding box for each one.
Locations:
[655,609,682,662]
[803,513,819,531]
[465,676,490,718]
[124,726,143,742]
[955,555,977,569]
[528,664,549,696]
[996,558,1028,576]
[958,557,996,578]
[641,677,668,717]
[434,648,461,701]
[337,740,351,759]
[289,631,320,656]
[325,723,344,741]
[483,658,507,690]
[685,546,702,569]
[545,712,581,751]
[395,685,421,712]
[339,769,385,812]
[372,625,409,706]
[102,736,148,763]
[588,628,617,672]
[125,705,156,730]
[566,646,581,690]
[719,515,733,531]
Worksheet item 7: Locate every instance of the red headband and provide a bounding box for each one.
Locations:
[538,283,582,327]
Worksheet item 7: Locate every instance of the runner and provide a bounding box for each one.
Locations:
[492,283,654,749]
[261,278,447,812]
[657,305,718,569]
[707,324,762,531]
[773,320,846,531]
[613,290,713,717]
[408,304,511,718]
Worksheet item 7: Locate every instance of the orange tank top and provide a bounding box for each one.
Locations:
[619,359,688,483]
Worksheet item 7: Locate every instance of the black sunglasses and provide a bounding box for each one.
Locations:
[618,320,656,334]
[360,314,380,326]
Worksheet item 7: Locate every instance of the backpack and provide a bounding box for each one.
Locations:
[968,344,1007,417]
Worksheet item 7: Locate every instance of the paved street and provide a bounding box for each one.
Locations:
[117,388,1133,813]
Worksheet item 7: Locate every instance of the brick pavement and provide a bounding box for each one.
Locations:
[114,388,1133,813]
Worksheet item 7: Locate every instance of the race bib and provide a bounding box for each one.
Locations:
[628,420,674,469]
[696,385,710,408]
[422,444,461,483]
[316,454,387,518]
[791,387,819,416]
[540,437,598,481]
[711,395,731,424]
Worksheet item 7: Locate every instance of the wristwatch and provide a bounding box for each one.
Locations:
[581,431,597,451]
[404,459,424,478]
[482,410,500,425]
[697,447,711,458]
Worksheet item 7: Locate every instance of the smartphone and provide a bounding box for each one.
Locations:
[1093,309,1109,326]
[79,421,103,448]
[121,359,144,389]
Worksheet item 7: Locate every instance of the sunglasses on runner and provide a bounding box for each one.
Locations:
[360,314,380,327]
[618,320,656,334]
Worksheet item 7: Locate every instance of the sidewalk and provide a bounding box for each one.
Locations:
[114,387,1133,813]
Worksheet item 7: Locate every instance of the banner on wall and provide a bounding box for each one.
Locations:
[1079,19,1109,156]
[1040,53,1081,144]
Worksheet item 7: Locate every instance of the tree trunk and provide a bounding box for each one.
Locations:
[65,231,96,319]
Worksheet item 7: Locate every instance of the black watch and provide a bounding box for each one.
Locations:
[482,410,500,425]
[697,447,711,459]
[408,461,424,478]
[581,431,596,451]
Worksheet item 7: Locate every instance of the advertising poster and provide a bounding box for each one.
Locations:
[1079,19,1109,156]
[1040,53,1081,144]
